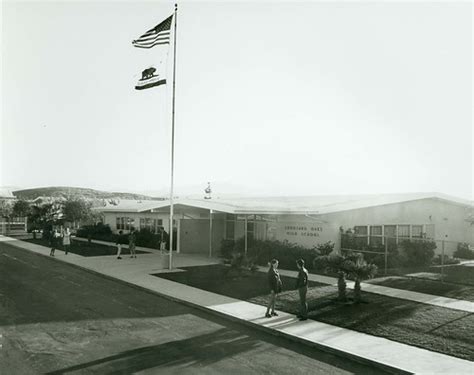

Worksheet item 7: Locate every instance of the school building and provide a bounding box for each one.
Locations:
[98,193,473,257]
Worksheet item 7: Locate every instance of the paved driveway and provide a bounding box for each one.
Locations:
[0,242,386,374]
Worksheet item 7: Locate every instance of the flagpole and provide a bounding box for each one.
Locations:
[168,3,178,270]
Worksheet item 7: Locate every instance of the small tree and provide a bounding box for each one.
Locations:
[63,199,95,228]
[344,252,378,303]
[12,200,31,218]
[316,253,348,301]
[0,200,13,218]
[316,241,335,256]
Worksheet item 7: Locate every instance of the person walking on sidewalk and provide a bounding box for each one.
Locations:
[129,228,137,259]
[265,258,282,318]
[295,258,309,320]
[49,228,60,256]
[62,227,72,255]
[116,230,126,259]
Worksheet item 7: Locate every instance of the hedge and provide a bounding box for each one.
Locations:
[76,224,168,249]
[221,238,335,271]
[454,243,474,260]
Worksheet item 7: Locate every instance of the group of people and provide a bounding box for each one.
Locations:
[266,258,309,321]
[49,227,72,256]
[115,228,137,259]
[115,227,169,259]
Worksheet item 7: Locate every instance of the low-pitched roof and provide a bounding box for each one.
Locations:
[97,192,473,215]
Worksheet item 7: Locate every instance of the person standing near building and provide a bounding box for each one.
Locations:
[115,230,125,259]
[129,228,137,258]
[265,258,282,318]
[295,258,309,321]
[62,227,71,255]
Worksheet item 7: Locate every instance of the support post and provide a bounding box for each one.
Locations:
[441,239,445,282]
[168,3,178,270]
[384,237,388,275]
[209,209,213,258]
[244,217,248,255]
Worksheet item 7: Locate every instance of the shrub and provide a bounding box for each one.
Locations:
[454,243,474,260]
[400,240,436,267]
[76,223,114,242]
[432,254,460,265]
[220,238,324,271]
[316,241,335,256]
[135,228,161,249]
[220,239,235,259]
[247,239,319,270]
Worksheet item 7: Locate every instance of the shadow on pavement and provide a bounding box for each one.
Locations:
[45,328,260,374]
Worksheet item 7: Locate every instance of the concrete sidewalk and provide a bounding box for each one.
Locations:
[2,236,473,374]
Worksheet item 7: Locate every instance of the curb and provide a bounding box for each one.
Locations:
[7,240,411,375]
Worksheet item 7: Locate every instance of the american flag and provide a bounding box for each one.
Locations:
[132,15,173,49]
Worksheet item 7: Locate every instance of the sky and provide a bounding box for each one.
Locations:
[1,1,473,199]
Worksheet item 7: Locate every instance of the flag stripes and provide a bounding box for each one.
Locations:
[132,15,173,49]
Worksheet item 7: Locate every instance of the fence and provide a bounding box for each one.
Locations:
[340,233,473,286]
[0,217,27,236]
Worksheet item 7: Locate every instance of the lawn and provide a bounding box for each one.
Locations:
[155,264,474,361]
[368,276,474,302]
[438,265,474,286]
[157,264,326,300]
[23,238,150,257]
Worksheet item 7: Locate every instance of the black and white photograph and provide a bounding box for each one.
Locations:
[1,1,473,374]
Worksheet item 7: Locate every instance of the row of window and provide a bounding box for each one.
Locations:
[353,224,431,246]
[354,225,425,238]
[116,217,163,232]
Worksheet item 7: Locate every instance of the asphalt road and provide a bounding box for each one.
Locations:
[0,242,389,375]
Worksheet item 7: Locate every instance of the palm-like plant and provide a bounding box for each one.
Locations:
[315,253,348,301]
[344,252,378,303]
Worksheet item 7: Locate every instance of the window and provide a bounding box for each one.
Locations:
[411,225,423,238]
[247,221,255,241]
[225,221,235,240]
[354,226,368,236]
[398,225,410,238]
[116,217,135,230]
[127,217,135,230]
[384,225,396,238]
[370,226,382,236]
[369,225,383,246]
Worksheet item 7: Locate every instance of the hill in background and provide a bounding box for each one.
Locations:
[13,186,162,201]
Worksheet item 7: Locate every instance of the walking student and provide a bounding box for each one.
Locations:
[49,228,60,256]
[116,230,125,259]
[265,258,282,318]
[295,258,309,320]
[129,228,137,259]
[62,227,71,255]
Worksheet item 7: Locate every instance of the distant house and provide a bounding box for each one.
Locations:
[0,188,15,203]
[0,188,27,236]
[96,192,474,257]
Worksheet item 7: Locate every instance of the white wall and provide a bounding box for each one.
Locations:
[320,198,473,256]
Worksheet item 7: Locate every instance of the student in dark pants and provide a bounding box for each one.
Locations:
[49,229,59,256]
[295,258,309,320]
[265,258,282,318]
[129,228,137,258]
[116,230,125,259]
